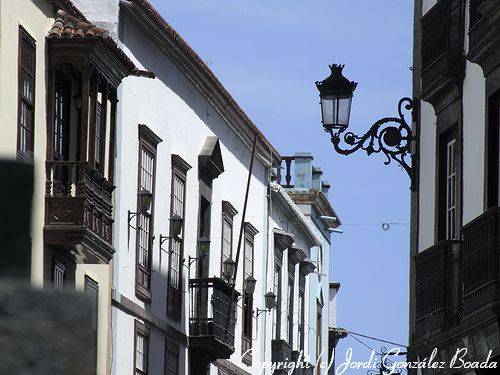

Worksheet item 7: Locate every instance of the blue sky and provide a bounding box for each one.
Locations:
[151,0,413,372]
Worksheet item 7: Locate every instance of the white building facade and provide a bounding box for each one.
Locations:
[0,0,342,374]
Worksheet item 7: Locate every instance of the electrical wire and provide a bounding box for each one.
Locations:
[348,332,376,352]
[348,330,407,348]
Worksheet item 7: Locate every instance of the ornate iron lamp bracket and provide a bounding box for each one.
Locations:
[327,97,416,190]
[368,347,407,375]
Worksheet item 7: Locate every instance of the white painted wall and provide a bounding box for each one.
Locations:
[417,101,437,252]
[462,61,486,224]
[0,0,54,287]
[111,9,273,375]
[422,0,438,15]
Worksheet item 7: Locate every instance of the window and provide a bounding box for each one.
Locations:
[165,342,179,375]
[136,146,154,297]
[168,155,189,319]
[221,201,237,276]
[316,302,322,364]
[135,322,149,375]
[17,26,36,161]
[84,276,99,331]
[136,125,161,301]
[53,259,66,289]
[438,127,457,240]
[94,98,105,173]
[242,233,255,365]
[196,195,211,278]
[274,250,283,340]
[287,266,294,345]
[445,139,457,240]
[221,218,232,272]
[53,73,71,161]
[298,289,305,350]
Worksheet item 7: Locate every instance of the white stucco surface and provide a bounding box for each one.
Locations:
[462,61,486,224]
[418,101,437,252]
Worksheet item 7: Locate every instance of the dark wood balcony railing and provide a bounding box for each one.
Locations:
[271,339,293,373]
[462,208,500,316]
[415,241,459,338]
[189,278,239,361]
[421,0,465,101]
[44,161,114,262]
[469,0,491,51]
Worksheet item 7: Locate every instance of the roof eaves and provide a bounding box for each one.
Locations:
[127,0,281,163]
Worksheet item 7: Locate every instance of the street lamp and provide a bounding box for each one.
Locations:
[316,64,357,132]
[159,214,184,252]
[127,188,153,247]
[222,257,236,283]
[256,291,277,317]
[169,214,183,237]
[244,275,257,295]
[316,64,416,190]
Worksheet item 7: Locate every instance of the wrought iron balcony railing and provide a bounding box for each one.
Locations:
[44,161,114,262]
[189,277,239,361]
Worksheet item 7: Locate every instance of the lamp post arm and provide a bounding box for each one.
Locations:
[328,97,416,190]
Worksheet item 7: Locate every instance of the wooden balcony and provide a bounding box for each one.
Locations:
[421,0,465,110]
[467,0,500,74]
[414,241,460,339]
[44,161,114,263]
[189,278,239,365]
[271,339,293,374]
[462,208,500,316]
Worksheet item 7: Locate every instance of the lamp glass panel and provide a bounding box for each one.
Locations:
[320,96,335,127]
[337,96,352,127]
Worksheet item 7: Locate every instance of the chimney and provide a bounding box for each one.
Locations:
[312,166,323,191]
[293,152,313,190]
[322,181,331,197]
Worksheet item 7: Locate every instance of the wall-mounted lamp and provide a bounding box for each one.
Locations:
[187,236,211,279]
[159,214,184,250]
[256,291,277,317]
[73,92,82,110]
[244,275,257,295]
[128,189,153,248]
[222,257,236,283]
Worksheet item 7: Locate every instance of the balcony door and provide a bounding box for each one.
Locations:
[487,93,500,209]
[53,73,71,162]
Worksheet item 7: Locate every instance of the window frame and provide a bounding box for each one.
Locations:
[135,125,161,302]
[316,301,322,363]
[241,223,257,366]
[17,25,36,161]
[84,275,99,332]
[167,155,190,319]
[134,321,150,375]
[438,126,458,241]
[164,341,179,375]
[287,263,295,346]
[52,257,66,289]
[220,201,237,277]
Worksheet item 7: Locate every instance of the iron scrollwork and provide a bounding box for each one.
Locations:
[367,347,407,375]
[327,97,416,190]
